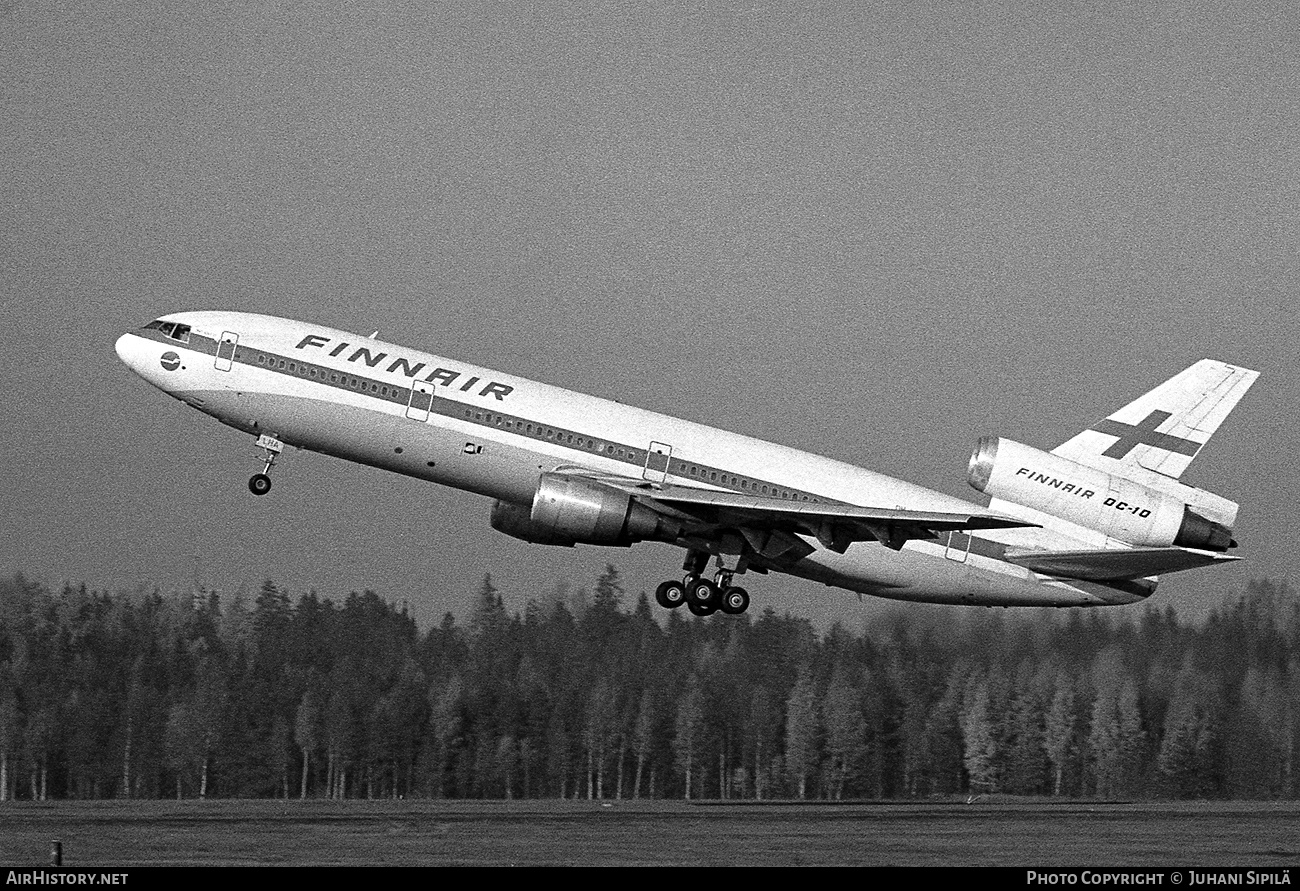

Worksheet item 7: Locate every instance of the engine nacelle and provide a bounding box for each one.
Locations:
[490,473,678,547]
[490,500,579,546]
[968,437,1233,551]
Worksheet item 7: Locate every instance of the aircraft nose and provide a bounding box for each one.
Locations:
[115,330,156,381]
[115,331,148,374]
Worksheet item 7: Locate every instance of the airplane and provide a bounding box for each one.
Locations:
[115,312,1257,616]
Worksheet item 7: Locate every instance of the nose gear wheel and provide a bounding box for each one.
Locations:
[248,434,283,497]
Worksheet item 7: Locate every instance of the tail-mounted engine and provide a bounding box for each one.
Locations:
[490,473,679,547]
[968,437,1234,551]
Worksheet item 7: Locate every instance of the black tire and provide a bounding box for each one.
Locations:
[687,578,717,607]
[655,580,686,609]
[719,587,750,615]
[249,473,272,496]
[687,599,715,617]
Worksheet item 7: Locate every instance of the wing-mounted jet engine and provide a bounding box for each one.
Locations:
[968,436,1234,551]
[490,472,681,548]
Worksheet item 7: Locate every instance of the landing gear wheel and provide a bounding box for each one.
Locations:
[687,599,716,617]
[719,587,750,615]
[687,578,718,609]
[249,435,283,497]
[655,580,687,609]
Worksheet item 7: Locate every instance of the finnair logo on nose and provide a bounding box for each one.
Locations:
[160,351,181,371]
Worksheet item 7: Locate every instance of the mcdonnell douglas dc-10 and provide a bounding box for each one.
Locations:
[116,312,1256,615]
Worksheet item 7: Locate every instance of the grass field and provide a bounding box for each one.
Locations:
[1,798,1297,867]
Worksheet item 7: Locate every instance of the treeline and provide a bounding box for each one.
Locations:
[0,569,1296,801]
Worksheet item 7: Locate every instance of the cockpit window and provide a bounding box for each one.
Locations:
[144,319,190,342]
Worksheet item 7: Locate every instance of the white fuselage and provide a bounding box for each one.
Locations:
[115,311,1144,608]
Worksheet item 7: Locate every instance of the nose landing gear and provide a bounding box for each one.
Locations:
[248,434,283,496]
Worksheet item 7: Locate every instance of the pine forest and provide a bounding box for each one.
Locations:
[0,569,1295,802]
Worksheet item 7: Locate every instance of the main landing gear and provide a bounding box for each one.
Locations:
[654,552,751,616]
[248,434,283,496]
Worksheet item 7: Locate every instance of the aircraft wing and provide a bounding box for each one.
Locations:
[1002,545,1239,581]
[587,476,1034,553]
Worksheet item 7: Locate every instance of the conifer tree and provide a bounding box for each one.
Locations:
[784,664,819,799]
[960,676,998,794]
[1043,674,1078,796]
[821,665,866,800]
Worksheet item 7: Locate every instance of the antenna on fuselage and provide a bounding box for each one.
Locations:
[369,330,379,339]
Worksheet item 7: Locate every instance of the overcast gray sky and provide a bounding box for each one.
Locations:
[3,2,1297,628]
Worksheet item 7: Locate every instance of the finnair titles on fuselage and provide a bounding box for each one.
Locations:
[116,311,1257,616]
[292,332,515,402]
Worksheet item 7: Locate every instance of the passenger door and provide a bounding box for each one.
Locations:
[406,380,435,422]
[644,441,672,483]
[215,331,238,372]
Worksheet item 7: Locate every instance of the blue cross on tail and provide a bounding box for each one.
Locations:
[1091,410,1201,460]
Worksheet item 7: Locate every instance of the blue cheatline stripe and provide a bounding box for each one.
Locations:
[134,327,1146,594]
[136,326,839,507]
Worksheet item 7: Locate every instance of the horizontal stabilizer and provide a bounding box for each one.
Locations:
[1003,545,1239,581]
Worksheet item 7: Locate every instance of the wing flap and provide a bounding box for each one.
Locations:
[590,476,1034,551]
[1002,545,1239,581]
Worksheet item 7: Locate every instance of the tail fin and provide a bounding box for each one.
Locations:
[973,360,1257,589]
[1053,359,1258,481]
[1051,360,1257,530]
